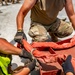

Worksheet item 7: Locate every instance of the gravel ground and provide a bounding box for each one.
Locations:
[0,0,75,70]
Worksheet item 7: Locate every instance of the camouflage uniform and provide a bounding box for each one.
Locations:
[28,0,73,42]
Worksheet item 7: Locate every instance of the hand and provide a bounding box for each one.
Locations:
[62,55,74,74]
[27,59,36,71]
[20,49,33,61]
[14,30,27,44]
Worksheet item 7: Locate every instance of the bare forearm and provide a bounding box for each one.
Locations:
[16,11,25,30]
[65,0,75,30]
[0,38,22,55]
[69,14,75,30]
[16,0,36,31]
[16,2,30,31]
[66,72,74,75]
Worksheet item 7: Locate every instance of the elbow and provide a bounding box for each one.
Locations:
[16,9,27,19]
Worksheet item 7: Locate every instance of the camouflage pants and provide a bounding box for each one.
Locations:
[28,18,73,42]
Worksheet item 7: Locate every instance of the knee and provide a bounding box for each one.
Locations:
[68,26,73,34]
[32,35,48,42]
[28,31,48,42]
[28,29,48,42]
[63,26,73,37]
[56,27,73,38]
[56,22,74,38]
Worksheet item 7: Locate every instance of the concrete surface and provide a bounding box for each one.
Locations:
[0,0,75,70]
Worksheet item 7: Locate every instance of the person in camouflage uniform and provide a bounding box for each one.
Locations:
[14,0,75,42]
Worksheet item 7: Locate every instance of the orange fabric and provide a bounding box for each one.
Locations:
[21,35,75,72]
[31,35,75,49]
